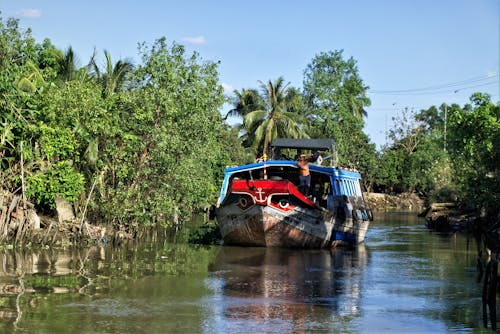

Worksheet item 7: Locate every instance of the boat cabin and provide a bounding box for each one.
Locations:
[218,139,365,212]
[214,138,372,248]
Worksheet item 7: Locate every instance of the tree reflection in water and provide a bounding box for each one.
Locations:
[0,217,490,333]
[0,246,105,331]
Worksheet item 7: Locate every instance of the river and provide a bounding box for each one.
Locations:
[0,211,493,333]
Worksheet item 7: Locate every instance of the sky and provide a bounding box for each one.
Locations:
[2,0,499,149]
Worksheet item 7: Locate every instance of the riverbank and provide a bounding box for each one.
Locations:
[2,188,498,250]
[422,202,500,250]
[365,192,424,211]
[365,193,500,253]
[0,190,133,247]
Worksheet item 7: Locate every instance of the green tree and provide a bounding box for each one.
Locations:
[376,147,406,193]
[0,15,242,227]
[89,50,134,96]
[242,77,308,156]
[377,106,452,197]
[447,93,499,216]
[413,104,457,201]
[0,16,39,190]
[303,50,376,174]
[303,50,370,120]
[98,38,230,225]
[377,93,499,211]
[22,79,109,211]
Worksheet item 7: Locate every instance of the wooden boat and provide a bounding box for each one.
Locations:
[212,139,373,248]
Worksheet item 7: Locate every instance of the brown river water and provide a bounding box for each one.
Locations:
[0,211,494,333]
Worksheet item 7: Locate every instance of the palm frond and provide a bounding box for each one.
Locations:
[243,109,267,130]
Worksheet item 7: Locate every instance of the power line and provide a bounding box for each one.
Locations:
[369,74,498,95]
[369,74,496,93]
[370,80,498,96]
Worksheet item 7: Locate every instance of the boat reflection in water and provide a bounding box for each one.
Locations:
[205,245,368,333]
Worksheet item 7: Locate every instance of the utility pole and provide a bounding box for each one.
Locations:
[385,113,388,147]
[444,105,447,152]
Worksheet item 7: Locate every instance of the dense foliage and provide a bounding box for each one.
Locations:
[229,51,378,189]
[0,16,242,225]
[446,93,499,216]
[1,15,497,229]
[302,51,376,186]
[376,95,499,217]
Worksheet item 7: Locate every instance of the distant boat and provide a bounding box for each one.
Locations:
[210,138,373,248]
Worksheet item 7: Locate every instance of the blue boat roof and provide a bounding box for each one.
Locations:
[224,160,361,179]
[217,160,363,205]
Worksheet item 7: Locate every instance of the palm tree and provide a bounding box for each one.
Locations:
[226,88,265,120]
[243,77,308,156]
[51,46,93,84]
[89,50,134,96]
[226,88,266,148]
[57,46,79,82]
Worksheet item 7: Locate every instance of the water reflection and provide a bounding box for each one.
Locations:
[0,213,492,333]
[0,245,121,331]
[205,245,368,333]
[0,243,220,333]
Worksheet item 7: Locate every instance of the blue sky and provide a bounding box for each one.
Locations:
[2,0,499,148]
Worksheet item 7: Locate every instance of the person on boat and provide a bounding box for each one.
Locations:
[312,150,323,165]
[297,154,311,196]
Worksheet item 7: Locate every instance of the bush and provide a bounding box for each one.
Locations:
[26,161,84,210]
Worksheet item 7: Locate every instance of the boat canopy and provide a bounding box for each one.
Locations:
[271,138,335,151]
[271,138,337,165]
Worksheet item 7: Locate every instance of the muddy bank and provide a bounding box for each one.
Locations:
[365,192,424,211]
[422,202,500,249]
[0,191,133,247]
[420,203,479,233]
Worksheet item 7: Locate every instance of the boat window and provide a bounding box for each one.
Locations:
[356,180,363,197]
[324,181,332,195]
[334,179,340,195]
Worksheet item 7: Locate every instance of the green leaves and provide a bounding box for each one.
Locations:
[235,77,308,155]
[303,50,370,120]
[95,38,228,225]
[26,161,85,209]
[379,92,499,217]
[302,50,375,177]
[0,14,239,225]
[445,94,499,215]
[38,124,78,161]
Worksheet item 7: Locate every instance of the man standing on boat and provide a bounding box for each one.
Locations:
[297,154,311,196]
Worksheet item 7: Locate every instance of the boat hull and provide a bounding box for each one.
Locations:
[216,198,369,248]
